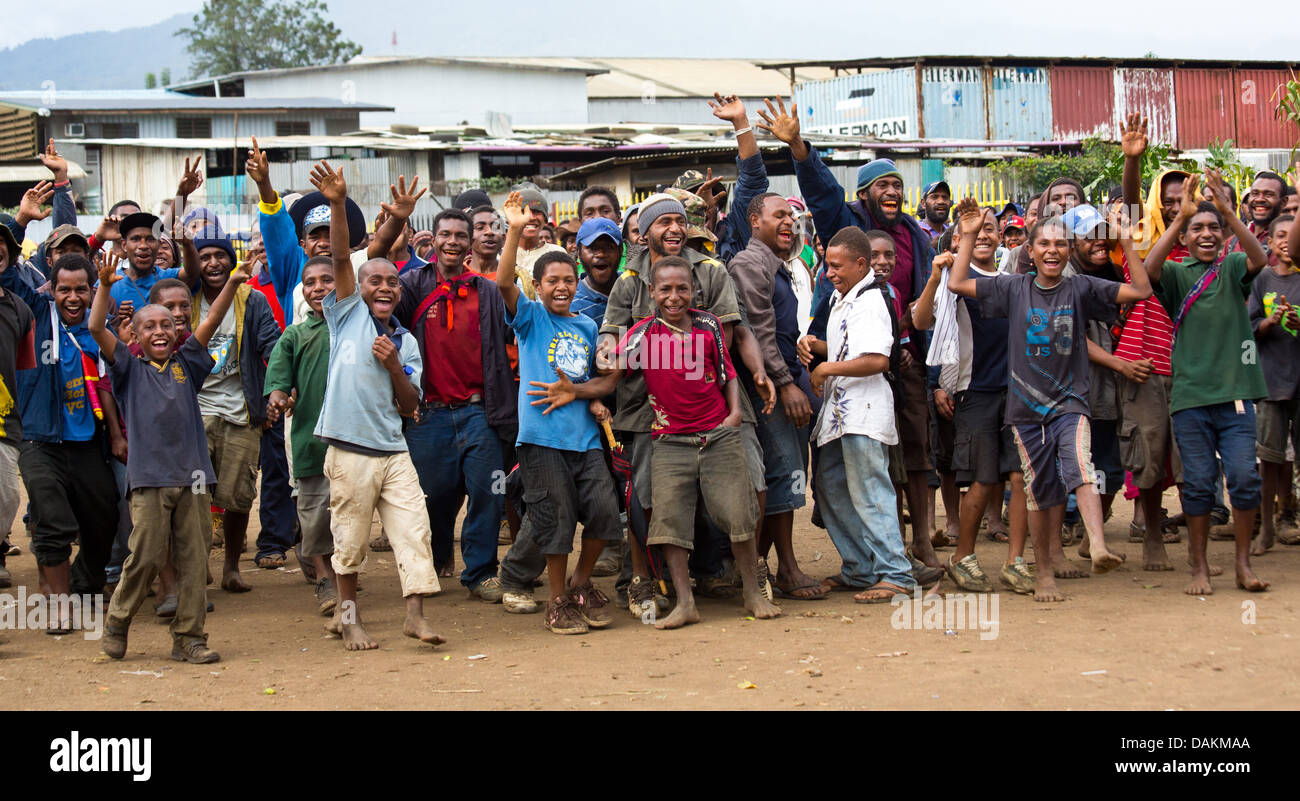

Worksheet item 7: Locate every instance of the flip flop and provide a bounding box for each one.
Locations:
[854,582,913,604]
[818,575,858,592]
[772,576,829,600]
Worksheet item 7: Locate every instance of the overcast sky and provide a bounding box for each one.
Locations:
[7,0,1296,60]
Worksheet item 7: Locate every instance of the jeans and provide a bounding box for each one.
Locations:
[256,419,298,560]
[405,405,502,588]
[815,434,912,589]
[1171,402,1262,516]
[106,459,131,583]
[19,439,118,593]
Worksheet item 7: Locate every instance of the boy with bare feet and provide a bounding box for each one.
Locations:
[1144,173,1271,595]
[948,198,1149,601]
[493,192,622,634]
[612,256,780,628]
[92,251,247,664]
[308,162,444,650]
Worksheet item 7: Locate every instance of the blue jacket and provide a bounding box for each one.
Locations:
[0,263,102,444]
[259,196,310,326]
[717,153,771,264]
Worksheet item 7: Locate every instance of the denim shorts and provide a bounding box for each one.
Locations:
[747,382,809,514]
[1172,401,1262,516]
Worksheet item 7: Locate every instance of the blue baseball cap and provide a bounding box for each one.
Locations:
[1061,204,1106,237]
[577,217,622,247]
[923,181,951,198]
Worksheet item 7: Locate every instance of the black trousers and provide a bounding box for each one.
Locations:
[19,437,119,593]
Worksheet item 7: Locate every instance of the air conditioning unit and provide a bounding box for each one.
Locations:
[64,122,84,137]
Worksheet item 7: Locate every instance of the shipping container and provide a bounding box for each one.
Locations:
[793,67,918,140]
[921,65,986,140]
[1051,65,1113,139]
[1233,68,1296,149]
[1174,69,1236,149]
[989,66,1052,141]
[1114,68,1177,147]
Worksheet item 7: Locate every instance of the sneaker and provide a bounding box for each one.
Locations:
[627,575,657,618]
[469,576,504,603]
[911,562,944,588]
[1000,558,1036,595]
[503,590,540,614]
[315,577,337,616]
[171,640,221,664]
[756,558,773,602]
[102,624,128,660]
[154,594,178,618]
[544,595,589,635]
[590,548,622,578]
[946,553,993,593]
[569,582,612,628]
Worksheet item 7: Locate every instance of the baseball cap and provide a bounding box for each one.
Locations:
[453,188,491,210]
[46,224,88,250]
[288,191,367,249]
[1001,215,1026,232]
[511,182,548,217]
[1061,204,1106,237]
[118,212,161,240]
[577,217,622,247]
[673,170,707,193]
[923,181,951,198]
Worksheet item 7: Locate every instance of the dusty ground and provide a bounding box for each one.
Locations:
[2,483,1298,711]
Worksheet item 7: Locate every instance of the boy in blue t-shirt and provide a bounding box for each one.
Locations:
[494,191,621,635]
[306,161,444,651]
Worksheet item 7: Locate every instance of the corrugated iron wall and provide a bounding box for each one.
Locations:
[989,66,1052,141]
[793,67,918,139]
[1234,69,1295,149]
[100,145,208,215]
[1114,68,1177,146]
[1051,65,1114,139]
[1174,69,1235,149]
[0,106,36,160]
[921,66,986,139]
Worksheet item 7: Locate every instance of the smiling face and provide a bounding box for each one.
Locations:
[1002,226,1025,250]
[971,211,1002,267]
[134,305,177,361]
[198,246,233,294]
[1030,220,1071,284]
[1073,225,1111,269]
[1044,184,1082,218]
[358,259,401,322]
[753,196,795,256]
[1271,219,1294,265]
[651,263,694,327]
[471,210,502,261]
[301,262,336,314]
[534,260,579,316]
[434,217,471,275]
[925,188,952,226]
[1160,175,1187,226]
[48,239,87,269]
[868,236,896,281]
[155,239,175,270]
[1249,176,1284,225]
[625,211,642,246]
[1180,210,1225,263]
[1284,192,1299,217]
[53,266,92,325]
[154,286,192,331]
[302,226,332,258]
[862,177,905,226]
[579,236,619,290]
[123,226,160,272]
[646,213,687,258]
[824,244,871,295]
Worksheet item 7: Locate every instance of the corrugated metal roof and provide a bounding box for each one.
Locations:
[58,135,449,150]
[0,90,390,112]
[1174,69,1235,149]
[1051,65,1113,139]
[0,160,86,182]
[1234,69,1296,149]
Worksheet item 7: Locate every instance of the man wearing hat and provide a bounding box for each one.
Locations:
[760,97,942,570]
[571,217,622,324]
[508,183,565,300]
[111,212,198,309]
[919,181,952,243]
[186,231,284,591]
[663,187,719,253]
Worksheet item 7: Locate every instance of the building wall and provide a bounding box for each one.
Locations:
[587,97,770,126]
[49,111,353,140]
[242,63,589,128]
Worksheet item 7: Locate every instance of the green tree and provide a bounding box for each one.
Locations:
[176,0,362,78]
[145,72,157,89]
[986,137,1194,203]
[160,67,171,87]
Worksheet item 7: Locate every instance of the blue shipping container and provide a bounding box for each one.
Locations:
[793,67,918,140]
[921,66,986,140]
[989,66,1052,141]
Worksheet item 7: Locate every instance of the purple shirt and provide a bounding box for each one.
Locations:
[888,225,917,355]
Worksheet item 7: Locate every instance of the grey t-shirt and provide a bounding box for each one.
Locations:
[108,335,216,492]
[975,272,1119,425]
[196,297,247,425]
[1248,268,1300,401]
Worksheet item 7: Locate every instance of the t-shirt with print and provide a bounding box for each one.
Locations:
[314,290,422,453]
[1248,267,1300,401]
[57,322,99,441]
[109,266,183,309]
[812,277,897,448]
[196,295,246,424]
[108,335,215,492]
[976,272,1119,425]
[0,291,35,446]
[507,294,600,453]
[1154,252,1267,414]
[616,311,735,437]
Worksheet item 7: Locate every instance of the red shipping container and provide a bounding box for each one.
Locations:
[1233,68,1298,149]
[1174,69,1235,149]
[1051,65,1113,140]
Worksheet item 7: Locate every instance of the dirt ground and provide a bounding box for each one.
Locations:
[3,482,1298,711]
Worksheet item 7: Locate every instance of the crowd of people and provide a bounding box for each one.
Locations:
[0,95,1296,663]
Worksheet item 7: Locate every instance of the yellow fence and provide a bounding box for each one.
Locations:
[550,192,655,223]
[844,181,1013,216]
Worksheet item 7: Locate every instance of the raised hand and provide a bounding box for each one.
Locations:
[177,157,204,198]
[96,215,123,243]
[1204,169,1235,217]
[1107,202,1133,241]
[308,160,347,204]
[1178,174,1202,220]
[39,138,68,182]
[96,252,122,286]
[229,256,254,285]
[1121,113,1148,159]
[696,167,726,213]
[17,180,54,224]
[708,92,747,125]
[379,174,425,221]
[756,96,801,145]
[955,197,984,237]
[502,190,532,230]
[245,137,269,185]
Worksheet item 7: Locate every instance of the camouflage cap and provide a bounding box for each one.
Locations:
[673,169,707,193]
[663,187,717,244]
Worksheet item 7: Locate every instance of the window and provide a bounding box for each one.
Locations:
[176,117,212,138]
[275,121,311,136]
[85,122,139,138]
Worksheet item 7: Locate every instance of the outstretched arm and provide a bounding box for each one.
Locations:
[193,259,251,347]
[1207,170,1267,274]
[1142,174,1200,285]
[369,175,425,259]
[497,190,529,317]
[309,160,354,299]
[946,198,984,298]
[89,253,123,363]
[1120,113,1147,217]
[1110,205,1153,304]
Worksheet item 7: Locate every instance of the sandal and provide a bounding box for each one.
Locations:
[854,582,913,604]
[255,554,285,569]
[771,575,829,601]
[985,528,1010,543]
[818,575,858,592]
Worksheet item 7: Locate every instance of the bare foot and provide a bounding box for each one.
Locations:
[1235,567,1269,592]
[1034,575,1065,602]
[1250,533,1272,557]
[654,602,701,630]
[1185,571,1214,596]
[744,590,781,620]
[1142,539,1174,571]
[341,622,378,650]
[1077,538,1090,559]
[910,538,942,569]
[324,615,342,636]
[1091,548,1126,574]
[1187,559,1224,577]
[1054,560,1090,579]
[221,568,251,593]
[402,612,447,645]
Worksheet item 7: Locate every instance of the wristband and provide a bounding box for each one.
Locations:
[733,126,753,137]
[53,180,70,189]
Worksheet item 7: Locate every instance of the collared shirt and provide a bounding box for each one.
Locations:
[264,311,330,478]
[617,311,735,437]
[812,277,897,448]
[110,265,183,308]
